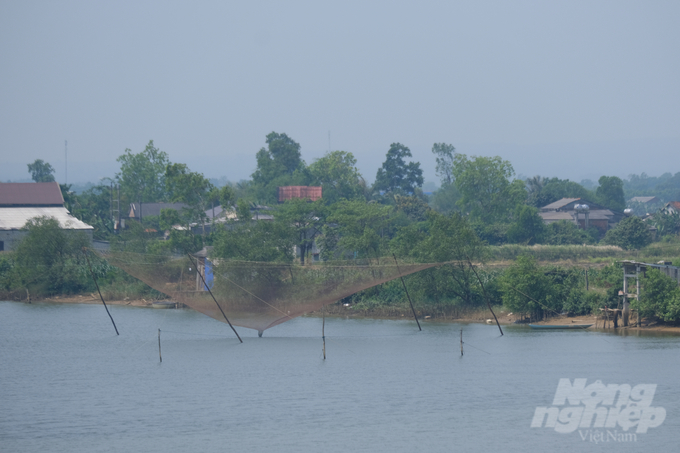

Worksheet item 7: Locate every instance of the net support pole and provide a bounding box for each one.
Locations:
[158,329,162,363]
[187,254,243,343]
[460,329,464,356]
[465,256,503,336]
[83,248,119,335]
[392,254,421,331]
[322,305,326,360]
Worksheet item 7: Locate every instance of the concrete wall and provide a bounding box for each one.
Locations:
[0,229,92,251]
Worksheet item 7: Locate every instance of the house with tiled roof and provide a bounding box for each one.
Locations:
[664,201,680,214]
[0,182,93,251]
[538,197,626,234]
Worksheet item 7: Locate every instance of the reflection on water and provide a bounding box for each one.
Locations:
[1,301,678,453]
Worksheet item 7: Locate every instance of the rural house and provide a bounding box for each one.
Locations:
[127,202,188,221]
[0,182,93,251]
[538,198,627,234]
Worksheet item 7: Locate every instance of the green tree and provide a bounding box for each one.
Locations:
[527,177,594,208]
[165,163,215,234]
[431,142,456,185]
[430,183,461,214]
[507,205,547,245]
[596,176,626,212]
[651,209,680,237]
[14,216,92,295]
[394,195,430,222]
[116,140,170,212]
[27,159,56,182]
[212,220,295,263]
[545,220,597,245]
[326,200,393,260]
[308,150,364,204]
[75,184,115,239]
[373,143,424,195]
[251,132,308,203]
[636,269,680,322]
[403,212,487,306]
[275,198,326,264]
[430,143,460,214]
[499,255,559,319]
[452,154,526,223]
[602,216,652,249]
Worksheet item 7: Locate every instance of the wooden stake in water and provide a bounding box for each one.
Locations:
[158,329,162,363]
[460,329,464,356]
[322,305,326,360]
[83,248,119,335]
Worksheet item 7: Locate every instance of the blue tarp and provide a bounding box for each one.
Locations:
[203,259,214,291]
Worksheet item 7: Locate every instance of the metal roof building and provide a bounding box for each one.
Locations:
[0,182,93,251]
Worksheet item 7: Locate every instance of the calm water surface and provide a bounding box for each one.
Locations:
[1,301,679,452]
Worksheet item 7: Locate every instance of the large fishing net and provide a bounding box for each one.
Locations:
[98,250,442,333]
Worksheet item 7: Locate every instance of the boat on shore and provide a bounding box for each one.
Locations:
[151,301,176,309]
[529,324,593,330]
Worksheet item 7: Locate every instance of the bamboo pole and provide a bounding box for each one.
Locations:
[322,305,326,360]
[158,329,162,363]
[465,256,503,336]
[187,254,242,343]
[392,254,421,331]
[460,329,463,356]
[83,248,119,335]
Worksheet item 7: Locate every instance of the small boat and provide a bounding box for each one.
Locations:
[529,324,593,330]
[152,301,176,309]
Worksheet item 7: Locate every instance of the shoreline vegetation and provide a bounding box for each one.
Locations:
[5,139,680,337]
[11,293,680,335]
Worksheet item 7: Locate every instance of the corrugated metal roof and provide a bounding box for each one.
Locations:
[630,196,659,203]
[539,210,614,221]
[0,182,64,206]
[128,202,187,218]
[538,212,574,221]
[0,207,93,230]
[540,198,580,211]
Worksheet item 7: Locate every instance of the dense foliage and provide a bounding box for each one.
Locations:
[7,133,680,323]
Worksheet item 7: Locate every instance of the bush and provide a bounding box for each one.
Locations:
[636,269,680,322]
[14,216,93,296]
[602,216,652,250]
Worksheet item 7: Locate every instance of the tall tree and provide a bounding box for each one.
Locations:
[308,150,364,204]
[431,143,456,185]
[596,176,626,212]
[373,143,423,195]
[452,154,525,223]
[116,140,170,209]
[276,198,326,264]
[27,159,56,182]
[326,200,393,259]
[391,211,487,307]
[251,132,308,203]
[165,163,215,234]
[527,177,593,208]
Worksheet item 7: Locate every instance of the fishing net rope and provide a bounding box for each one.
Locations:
[98,250,442,333]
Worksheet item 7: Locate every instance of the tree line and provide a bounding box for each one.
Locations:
[5,133,680,323]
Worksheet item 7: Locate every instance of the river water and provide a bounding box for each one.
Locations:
[1,301,679,452]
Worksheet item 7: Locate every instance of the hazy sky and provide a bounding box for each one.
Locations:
[1,0,679,186]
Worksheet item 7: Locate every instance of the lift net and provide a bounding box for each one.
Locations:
[99,250,441,333]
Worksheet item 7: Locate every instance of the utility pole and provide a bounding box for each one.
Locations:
[65,140,68,184]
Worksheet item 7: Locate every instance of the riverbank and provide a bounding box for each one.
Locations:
[17,295,680,333]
